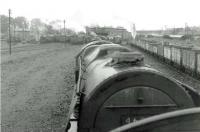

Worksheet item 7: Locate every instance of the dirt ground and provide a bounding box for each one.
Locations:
[1,43,81,132]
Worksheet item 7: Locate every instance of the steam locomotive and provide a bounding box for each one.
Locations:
[66,40,200,132]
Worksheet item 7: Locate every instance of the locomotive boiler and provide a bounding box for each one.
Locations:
[66,40,200,132]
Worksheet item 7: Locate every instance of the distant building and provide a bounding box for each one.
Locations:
[85,26,132,40]
[30,30,41,41]
[14,29,32,42]
[14,28,44,42]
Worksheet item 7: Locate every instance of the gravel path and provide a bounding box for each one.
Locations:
[1,43,81,132]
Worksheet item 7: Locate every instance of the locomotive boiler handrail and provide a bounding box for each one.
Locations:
[110,107,200,132]
[76,56,83,94]
[65,55,84,131]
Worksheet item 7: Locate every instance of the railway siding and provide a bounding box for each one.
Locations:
[133,40,200,78]
[198,54,200,74]
[129,42,200,92]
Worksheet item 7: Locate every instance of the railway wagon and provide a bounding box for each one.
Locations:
[149,43,162,57]
[171,45,182,67]
[137,40,162,58]
[198,53,200,75]
[134,39,200,78]
[163,44,172,63]
[194,48,200,76]
[134,40,140,47]
[136,40,145,49]
[157,43,164,58]
[181,46,196,74]
[144,42,149,51]
[141,42,146,50]
[66,41,200,132]
[146,43,154,54]
[152,44,158,55]
[134,40,150,53]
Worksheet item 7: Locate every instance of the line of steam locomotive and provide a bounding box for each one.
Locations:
[66,40,200,132]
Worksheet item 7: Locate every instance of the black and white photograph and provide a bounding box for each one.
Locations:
[1,0,200,131]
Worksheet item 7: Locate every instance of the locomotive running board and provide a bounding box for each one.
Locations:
[68,114,78,132]
[66,85,78,132]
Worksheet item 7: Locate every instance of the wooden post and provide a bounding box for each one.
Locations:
[64,20,66,44]
[8,9,12,55]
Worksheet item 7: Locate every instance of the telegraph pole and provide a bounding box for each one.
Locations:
[185,23,189,36]
[8,9,12,55]
[173,25,176,34]
[13,20,16,42]
[64,20,66,45]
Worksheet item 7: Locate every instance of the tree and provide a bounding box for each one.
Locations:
[30,18,45,41]
[1,15,9,34]
[30,18,44,29]
[14,16,29,29]
[49,20,62,30]
[44,24,57,35]
[77,31,85,35]
[66,28,76,35]
[30,18,45,35]
[1,15,14,34]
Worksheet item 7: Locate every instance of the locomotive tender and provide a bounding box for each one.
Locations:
[66,40,200,132]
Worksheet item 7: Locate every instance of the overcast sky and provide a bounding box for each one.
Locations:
[1,0,200,31]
